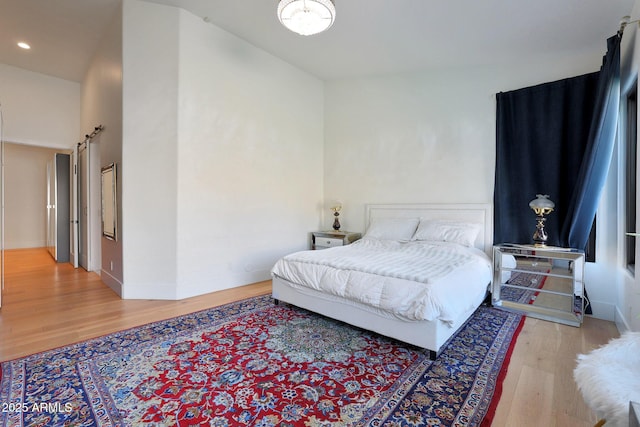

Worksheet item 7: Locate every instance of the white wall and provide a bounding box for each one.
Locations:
[82,5,123,291]
[122,1,324,299]
[324,52,617,319]
[325,56,605,230]
[0,64,79,149]
[122,0,180,298]
[175,10,324,299]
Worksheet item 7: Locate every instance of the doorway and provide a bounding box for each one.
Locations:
[0,140,102,309]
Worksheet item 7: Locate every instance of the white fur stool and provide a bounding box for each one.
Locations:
[574,332,640,427]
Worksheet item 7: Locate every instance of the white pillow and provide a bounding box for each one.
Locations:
[412,219,480,247]
[364,217,419,241]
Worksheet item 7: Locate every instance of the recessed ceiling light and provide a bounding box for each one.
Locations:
[17,42,31,50]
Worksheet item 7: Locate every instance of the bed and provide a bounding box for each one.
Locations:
[271,203,493,359]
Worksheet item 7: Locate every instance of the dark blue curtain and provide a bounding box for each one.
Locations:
[562,36,621,250]
[494,34,621,252]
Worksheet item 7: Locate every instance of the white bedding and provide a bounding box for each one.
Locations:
[271,238,492,324]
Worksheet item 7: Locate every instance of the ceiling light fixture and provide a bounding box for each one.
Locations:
[17,42,31,50]
[277,0,336,36]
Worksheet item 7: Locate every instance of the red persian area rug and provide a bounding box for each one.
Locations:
[0,295,523,426]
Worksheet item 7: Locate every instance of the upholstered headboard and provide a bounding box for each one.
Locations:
[364,203,493,255]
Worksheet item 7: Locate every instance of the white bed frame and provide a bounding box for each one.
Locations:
[272,203,493,359]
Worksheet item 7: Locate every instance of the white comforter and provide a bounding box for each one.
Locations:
[271,238,492,323]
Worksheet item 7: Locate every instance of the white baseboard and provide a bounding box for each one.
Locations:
[100,269,123,297]
[120,281,178,300]
[615,305,631,334]
[4,241,46,250]
[588,300,616,322]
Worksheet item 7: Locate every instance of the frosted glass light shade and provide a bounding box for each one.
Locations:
[529,194,555,215]
[278,0,336,36]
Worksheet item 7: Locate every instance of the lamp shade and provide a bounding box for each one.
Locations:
[278,0,336,36]
[529,194,555,215]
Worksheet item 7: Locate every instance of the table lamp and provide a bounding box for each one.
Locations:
[529,194,555,247]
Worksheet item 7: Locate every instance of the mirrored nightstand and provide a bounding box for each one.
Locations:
[492,244,584,327]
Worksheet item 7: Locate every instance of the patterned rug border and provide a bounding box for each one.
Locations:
[1,294,524,427]
[479,312,525,426]
[450,305,524,426]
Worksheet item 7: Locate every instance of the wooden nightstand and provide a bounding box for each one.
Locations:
[312,231,361,250]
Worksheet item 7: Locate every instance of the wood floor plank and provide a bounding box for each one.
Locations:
[0,247,620,426]
[491,316,619,426]
[504,364,554,426]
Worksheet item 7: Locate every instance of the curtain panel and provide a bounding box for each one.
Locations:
[494,34,621,253]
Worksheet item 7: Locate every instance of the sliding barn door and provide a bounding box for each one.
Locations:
[78,142,90,270]
[70,145,79,268]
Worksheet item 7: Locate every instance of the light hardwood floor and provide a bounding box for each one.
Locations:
[0,248,619,426]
